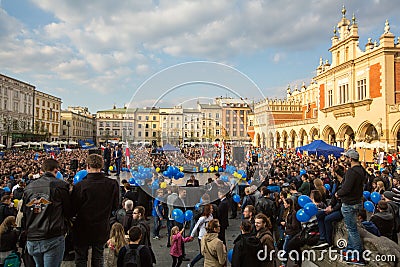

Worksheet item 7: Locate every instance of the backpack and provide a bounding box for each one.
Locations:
[3,251,21,267]
[123,245,144,267]
[387,201,400,233]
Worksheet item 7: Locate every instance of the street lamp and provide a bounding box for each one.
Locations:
[67,121,70,143]
[3,116,12,148]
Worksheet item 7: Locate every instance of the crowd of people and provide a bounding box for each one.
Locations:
[0,143,399,266]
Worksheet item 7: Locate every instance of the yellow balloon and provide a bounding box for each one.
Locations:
[203,168,208,173]
[209,167,214,172]
[156,167,161,173]
[13,199,19,208]
[233,172,238,177]
[238,174,242,179]
[214,166,219,171]
[160,182,167,189]
[109,166,113,171]
[179,166,184,172]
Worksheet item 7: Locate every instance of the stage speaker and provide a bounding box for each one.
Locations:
[89,149,102,155]
[232,147,245,163]
[70,159,78,171]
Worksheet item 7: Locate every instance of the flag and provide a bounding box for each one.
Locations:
[125,141,130,169]
[296,149,302,159]
[220,141,226,169]
[201,148,204,156]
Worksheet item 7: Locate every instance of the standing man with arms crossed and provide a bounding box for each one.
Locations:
[23,158,72,267]
[103,143,112,176]
[114,145,123,177]
[336,149,366,265]
[71,154,120,267]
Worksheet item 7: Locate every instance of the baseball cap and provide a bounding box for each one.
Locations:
[341,149,359,160]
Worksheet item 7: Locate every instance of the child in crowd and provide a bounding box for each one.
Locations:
[170,226,193,267]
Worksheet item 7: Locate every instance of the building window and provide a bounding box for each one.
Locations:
[145,124,149,129]
[339,84,349,104]
[138,124,142,128]
[328,88,333,107]
[152,132,156,137]
[216,129,220,135]
[153,116,156,120]
[138,132,142,137]
[357,79,367,100]
[145,132,149,137]
[138,116,141,120]
[152,124,156,128]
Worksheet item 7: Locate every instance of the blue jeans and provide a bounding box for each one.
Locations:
[341,203,363,256]
[316,209,343,245]
[282,234,293,266]
[153,216,162,237]
[74,243,104,267]
[189,239,203,266]
[27,235,65,267]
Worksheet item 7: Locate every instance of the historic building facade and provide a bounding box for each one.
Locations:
[60,106,95,143]
[0,74,35,147]
[34,90,62,142]
[254,7,400,151]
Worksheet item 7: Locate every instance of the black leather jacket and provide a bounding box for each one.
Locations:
[22,172,72,241]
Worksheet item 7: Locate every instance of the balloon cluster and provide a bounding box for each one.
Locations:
[121,167,130,172]
[73,170,88,185]
[131,166,153,181]
[172,209,193,224]
[363,191,381,212]
[220,176,229,182]
[163,166,184,180]
[202,166,221,173]
[296,195,318,222]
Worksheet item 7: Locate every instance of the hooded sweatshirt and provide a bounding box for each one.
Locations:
[201,232,226,267]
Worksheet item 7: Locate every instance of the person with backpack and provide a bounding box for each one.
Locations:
[0,216,19,266]
[106,223,128,267]
[170,226,193,267]
[132,206,156,264]
[232,220,263,267]
[117,226,153,267]
[370,200,394,239]
[0,195,15,225]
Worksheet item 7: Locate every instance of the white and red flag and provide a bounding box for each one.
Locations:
[125,141,130,169]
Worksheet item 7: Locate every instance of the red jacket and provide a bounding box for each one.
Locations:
[170,232,191,257]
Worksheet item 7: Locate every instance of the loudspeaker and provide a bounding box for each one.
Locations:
[232,147,245,163]
[89,149,102,155]
[252,154,258,163]
[70,159,78,171]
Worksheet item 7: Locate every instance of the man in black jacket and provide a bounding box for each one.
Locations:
[336,149,366,265]
[71,154,119,267]
[217,190,229,245]
[232,220,263,267]
[103,143,112,176]
[23,158,72,267]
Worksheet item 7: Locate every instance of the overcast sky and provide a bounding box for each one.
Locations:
[0,0,398,113]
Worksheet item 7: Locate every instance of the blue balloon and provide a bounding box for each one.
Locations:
[233,194,240,203]
[304,203,318,217]
[363,191,371,200]
[371,192,381,204]
[298,195,312,208]
[138,166,144,173]
[364,200,375,212]
[324,184,331,191]
[3,187,10,193]
[228,249,233,263]
[185,210,193,221]
[129,178,135,184]
[152,181,159,190]
[73,170,88,185]
[221,176,229,182]
[56,171,63,180]
[300,169,306,176]
[172,209,184,223]
[296,208,311,222]
[195,203,201,211]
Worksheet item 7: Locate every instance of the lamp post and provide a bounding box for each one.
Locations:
[4,116,12,148]
[67,121,70,144]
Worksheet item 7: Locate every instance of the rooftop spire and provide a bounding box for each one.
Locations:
[333,26,337,36]
[352,13,356,24]
[342,5,346,18]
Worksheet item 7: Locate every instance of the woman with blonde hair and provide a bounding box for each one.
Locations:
[0,216,18,265]
[106,222,127,267]
[375,181,385,195]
